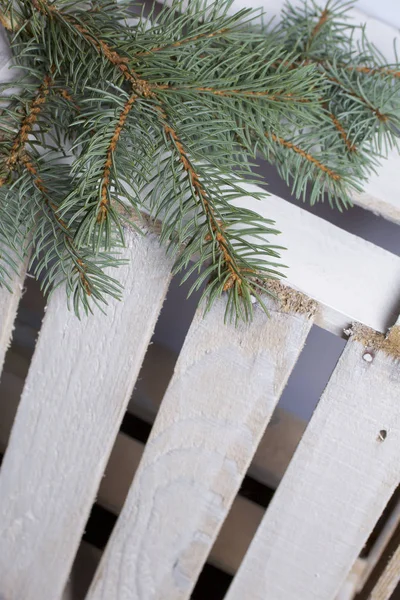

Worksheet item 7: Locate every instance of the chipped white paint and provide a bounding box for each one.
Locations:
[226,337,400,600]
[87,295,314,600]
[0,230,172,600]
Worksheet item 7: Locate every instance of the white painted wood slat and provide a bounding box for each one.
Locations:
[87,289,315,600]
[0,249,27,375]
[225,327,400,600]
[0,31,28,375]
[0,230,172,600]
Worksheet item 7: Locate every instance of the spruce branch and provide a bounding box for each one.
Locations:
[0,0,399,321]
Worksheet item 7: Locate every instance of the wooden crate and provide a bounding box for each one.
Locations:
[1,3,400,599]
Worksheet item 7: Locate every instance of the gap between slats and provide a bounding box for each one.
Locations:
[225,327,400,600]
[86,290,315,600]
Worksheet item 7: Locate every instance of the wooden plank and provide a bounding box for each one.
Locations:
[336,560,367,600]
[98,431,264,576]
[354,520,400,600]
[367,551,400,600]
[87,286,316,600]
[0,229,172,600]
[352,150,400,226]
[0,250,27,376]
[235,186,400,336]
[225,323,400,600]
[0,33,28,375]
[0,341,307,492]
[358,493,400,591]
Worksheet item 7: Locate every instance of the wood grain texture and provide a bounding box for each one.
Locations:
[0,230,172,600]
[87,294,314,600]
[225,336,400,600]
[368,543,400,600]
[98,431,264,576]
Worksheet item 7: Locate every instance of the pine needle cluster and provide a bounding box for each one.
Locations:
[0,0,399,321]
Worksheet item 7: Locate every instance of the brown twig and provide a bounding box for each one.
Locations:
[308,6,329,47]
[157,105,243,292]
[98,93,137,222]
[135,28,229,57]
[159,85,310,102]
[266,132,341,181]
[326,109,356,152]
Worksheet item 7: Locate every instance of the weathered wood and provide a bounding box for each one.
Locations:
[98,431,264,576]
[0,230,172,600]
[87,289,315,600]
[226,328,400,600]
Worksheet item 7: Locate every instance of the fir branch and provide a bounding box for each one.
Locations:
[21,154,93,296]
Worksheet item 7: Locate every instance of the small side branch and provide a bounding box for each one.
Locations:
[266,132,341,181]
[136,28,229,56]
[21,155,92,295]
[31,0,154,98]
[7,75,53,169]
[98,93,137,222]
[161,85,310,102]
[309,7,329,44]
[327,111,356,152]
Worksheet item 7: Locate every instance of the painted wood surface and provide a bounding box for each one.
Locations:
[225,331,400,600]
[235,187,400,336]
[0,230,172,600]
[0,250,27,375]
[98,431,265,576]
[87,291,315,600]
